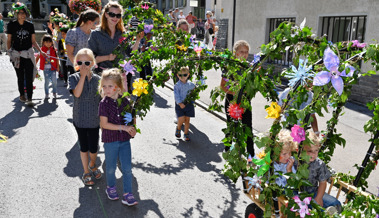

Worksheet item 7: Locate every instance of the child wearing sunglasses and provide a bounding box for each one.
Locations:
[174,67,195,141]
[68,48,102,186]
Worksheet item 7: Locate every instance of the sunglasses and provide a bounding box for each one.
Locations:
[107,12,122,18]
[77,61,92,66]
[178,74,188,77]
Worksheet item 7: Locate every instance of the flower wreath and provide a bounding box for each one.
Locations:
[11,2,31,16]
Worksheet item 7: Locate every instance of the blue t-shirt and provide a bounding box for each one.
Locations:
[0,20,4,33]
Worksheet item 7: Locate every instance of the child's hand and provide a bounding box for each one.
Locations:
[179,103,185,109]
[286,157,295,172]
[123,125,137,137]
[136,31,145,41]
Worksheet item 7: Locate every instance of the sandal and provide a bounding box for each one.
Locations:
[184,134,190,141]
[82,173,94,186]
[89,164,102,180]
[175,128,181,138]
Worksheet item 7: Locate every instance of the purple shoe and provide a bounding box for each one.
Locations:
[122,193,138,206]
[106,186,119,200]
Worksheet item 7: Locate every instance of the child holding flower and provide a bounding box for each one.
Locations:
[174,66,195,141]
[98,68,138,206]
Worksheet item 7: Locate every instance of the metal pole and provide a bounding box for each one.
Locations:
[353,131,379,186]
[231,0,236,49]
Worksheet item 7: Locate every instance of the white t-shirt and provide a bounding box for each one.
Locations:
[178,14,186,20]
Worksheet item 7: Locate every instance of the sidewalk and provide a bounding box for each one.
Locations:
[166,67,377,194]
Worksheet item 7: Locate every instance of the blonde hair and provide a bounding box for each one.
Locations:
[233,40,250,53]
[179,66,189,74]
[276,129,298,153]
[74,48,96,67]
[99,68,124,98]
[100,1,125,36]
[304,130,321,148]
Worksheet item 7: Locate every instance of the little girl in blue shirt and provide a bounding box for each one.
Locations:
[98,68,138,206]
[174,66,195,141]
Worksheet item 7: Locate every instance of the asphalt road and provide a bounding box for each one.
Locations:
[0,54,248,217]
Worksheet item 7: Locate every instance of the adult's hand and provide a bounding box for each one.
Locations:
[108,54,117,61]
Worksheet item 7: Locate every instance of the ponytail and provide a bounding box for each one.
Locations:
[75,8,100,28]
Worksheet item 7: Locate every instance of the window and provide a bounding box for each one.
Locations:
[183,0,187,7]
[169,0,173,8]
[175,0,178,7]
[267,17,296,66]
[321,16,366,43]
[162,0,166,10]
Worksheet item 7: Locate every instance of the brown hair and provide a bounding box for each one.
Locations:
[75,9,100,28]
[100,1,125,36]
[99,68,124,98]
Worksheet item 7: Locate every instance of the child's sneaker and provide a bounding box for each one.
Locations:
[175,128,181,138]
[53,93,57,99]
[45,94,49,99]
[184,134,190,141]
[105,186,119,200]
[122,193,138,206]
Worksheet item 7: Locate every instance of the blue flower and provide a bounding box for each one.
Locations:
[206,51,212,55]
[123,112,133,125]
[250,54,261,65]
[285,59,313,87]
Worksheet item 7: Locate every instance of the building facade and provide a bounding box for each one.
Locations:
[215,0,379,104]
[156,0,214,19]
[1,0,68,19]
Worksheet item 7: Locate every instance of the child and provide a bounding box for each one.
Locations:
[274,129,298,187]
[36,34,59,99]
[68,48,102,186]
[98,68,138,206]
[174,66,195,141]
[58,27,69,85]
[303,131,341,211]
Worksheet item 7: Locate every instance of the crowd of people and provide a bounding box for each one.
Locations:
[4,1,338,212]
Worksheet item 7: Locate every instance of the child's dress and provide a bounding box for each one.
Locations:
[273,157,297,187]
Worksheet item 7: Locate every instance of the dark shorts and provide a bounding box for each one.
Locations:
[175,103,195,118]
[74,125,100,153]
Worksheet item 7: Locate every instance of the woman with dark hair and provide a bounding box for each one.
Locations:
[7,2,45,105]
[88,1,143,86]
[65,9,100,75]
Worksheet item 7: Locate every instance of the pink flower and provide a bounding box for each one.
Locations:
[141,3,149,10]
[50,12,54,16]
[118,37,127,44]
[194,45,203,57]
[290,196,312,218]
[351,40,367,48]
[291,124,305,143]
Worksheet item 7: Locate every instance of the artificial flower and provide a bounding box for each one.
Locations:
[351,40,367,48]
[132,78,149,97]
[0,133,8,143]
[119,37,127,44]
[291,124,306,143]
[253,152,271,176]
[244,176,262,192]
[141,3,149,10]
[313,47,355,95]
[144,24,153,34]
[123,112,133,125]
[227,103,244,120]
[176,44,188,51]
[286,59,313,87]
[290,196,312,218]
[155,9,162,16]
[189,34,196,44]
[194,45,203,56]
[50,11,54,16]
[257,150,266,159]
[149,46,158,51]
[265,102,281,119]
[206,51,212,55]
[119,60,136,75]
[250,54,261,66]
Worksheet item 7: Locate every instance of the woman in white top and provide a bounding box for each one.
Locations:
[178,10,186,20]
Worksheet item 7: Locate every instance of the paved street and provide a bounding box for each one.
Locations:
[0,53,378,217]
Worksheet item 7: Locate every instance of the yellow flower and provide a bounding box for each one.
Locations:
[155,9,162,16]
[153,18,158,22]
[132,78,149,97]
[176,44,188,51]
[257,150,266,159]
[265,102,281,119]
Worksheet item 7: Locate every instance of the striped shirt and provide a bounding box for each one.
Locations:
[98,96,132,143]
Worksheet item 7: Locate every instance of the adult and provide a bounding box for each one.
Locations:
[220,40,254,157]
[88,1,142,74]
[211,9,217,26]
[65,9,100,75]
[196,18,205,39]
[7,3,45,105]
[185,11,197,34]
[0,14,7,54]
[178,10,186,20]
[204,11,215,50]
[168,10,176,27]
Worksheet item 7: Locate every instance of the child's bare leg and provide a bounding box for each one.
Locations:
[184,117,190,134]
[177,116,185,130]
